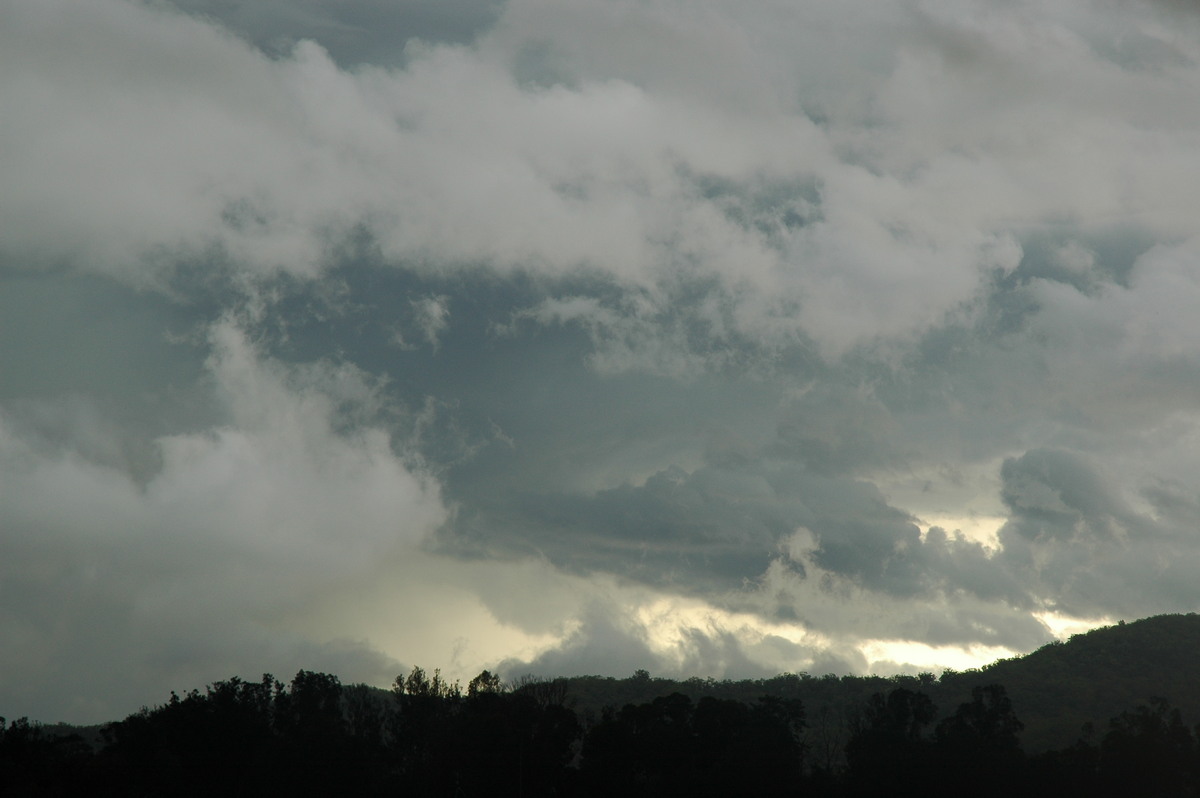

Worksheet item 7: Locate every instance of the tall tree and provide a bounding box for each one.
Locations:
[845,688,937,795]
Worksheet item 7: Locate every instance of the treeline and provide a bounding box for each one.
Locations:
[554,614,1200,755]
[6,668,1200,796]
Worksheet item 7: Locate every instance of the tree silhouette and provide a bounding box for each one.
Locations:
[932,684,1025,796]
[1099,698,1195,798]
[468,669,503,698]
[580,691,805,797]
[845,688,937,795]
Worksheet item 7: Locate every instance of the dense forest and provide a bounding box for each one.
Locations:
[6,614,1200,796]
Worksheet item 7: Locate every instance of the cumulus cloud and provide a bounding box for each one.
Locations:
[0,317,444,721]
[0,0,1110,354]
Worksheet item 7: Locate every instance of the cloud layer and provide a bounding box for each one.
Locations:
[5,0,1200,721]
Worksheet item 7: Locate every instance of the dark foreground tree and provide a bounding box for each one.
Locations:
[580,691,805,797]
[0,716,92,796]
[844,688,936,796]
[98,675,283,796]
[1099,698,1195,798]
[930,684,1025,797]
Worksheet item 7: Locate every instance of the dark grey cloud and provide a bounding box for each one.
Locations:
[0,267,216,481]
[168,0,505,66]
[1000,449,1125,542]
[995,448,1200,620]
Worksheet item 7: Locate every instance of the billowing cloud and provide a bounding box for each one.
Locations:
[0,316,445,721]
[6,0,1200,722]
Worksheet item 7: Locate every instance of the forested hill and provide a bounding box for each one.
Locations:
[951,612,1200,751]
[553,613,1200,752]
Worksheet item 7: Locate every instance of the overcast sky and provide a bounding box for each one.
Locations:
[5,0,1200,723]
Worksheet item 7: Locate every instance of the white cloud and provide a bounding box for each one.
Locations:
[9,0,1198,355]
[0,318,445,721]
[0,0,1053,354]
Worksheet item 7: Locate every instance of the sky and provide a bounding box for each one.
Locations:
[4,0,1200,724]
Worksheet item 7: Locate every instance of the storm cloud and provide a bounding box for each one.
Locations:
[4,0,1200,722]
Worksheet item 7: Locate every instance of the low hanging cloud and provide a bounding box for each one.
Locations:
[997,447,1200,621]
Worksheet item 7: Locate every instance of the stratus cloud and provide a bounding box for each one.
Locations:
[0,318,445,722]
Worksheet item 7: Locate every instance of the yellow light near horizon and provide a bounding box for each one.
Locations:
[633,595,832,652]
[859,638,1019,674]
[859,612,1118,677]
[276,553,571,686]
[1034,610,1115,640]
[275,548,1121,690]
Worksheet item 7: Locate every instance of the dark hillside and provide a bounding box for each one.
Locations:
[554,614,1200,754]
[946,613,1200,751]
